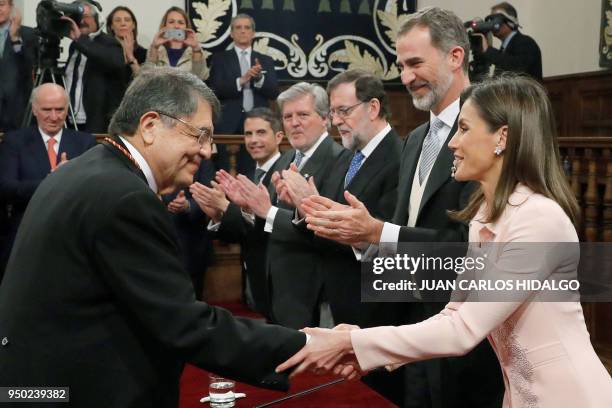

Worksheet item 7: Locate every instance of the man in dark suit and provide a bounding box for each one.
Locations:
[208,13,278,175]
[0,83,96,281]
[63,1,127,133]
[163,160,216,300]
[301,8,504,408]
[0,1,37,131]
[0,68,306,408]
[276,70,404,404]
[228,82,348,329]
[191,107,285,317]
[475,2,542,80]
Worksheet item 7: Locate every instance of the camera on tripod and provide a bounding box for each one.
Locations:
[34,0,84,68]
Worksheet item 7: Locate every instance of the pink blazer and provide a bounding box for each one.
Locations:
[351,185,612,408]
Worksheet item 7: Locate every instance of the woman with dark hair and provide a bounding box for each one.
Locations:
[146,6,209,81]
[106,6,146,77]
[278,75,612,407]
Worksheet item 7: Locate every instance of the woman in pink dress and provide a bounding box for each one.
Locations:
[278,75,612,408]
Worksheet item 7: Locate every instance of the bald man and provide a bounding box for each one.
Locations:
[0,83,96,281]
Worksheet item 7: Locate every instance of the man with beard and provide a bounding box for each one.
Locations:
[271,69,404,403]
[299,7,503,408]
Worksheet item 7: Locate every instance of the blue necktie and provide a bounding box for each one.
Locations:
[344,150,364,187]
[293,151,305,169]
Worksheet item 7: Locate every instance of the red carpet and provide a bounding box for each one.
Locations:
[178,302,396,407]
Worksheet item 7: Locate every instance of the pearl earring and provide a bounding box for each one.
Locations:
[494,146,503,156]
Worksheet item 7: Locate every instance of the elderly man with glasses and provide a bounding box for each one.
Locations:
[221,81,348,330]
[0,68,307,408]
[262,69,405,403]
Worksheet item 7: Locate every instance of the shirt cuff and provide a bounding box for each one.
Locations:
[254,74,265,88]
[236,77,243,91]
[379,222,400,256]
[241,209,255,226]
[264,206,279,233]
[207,219,221,232]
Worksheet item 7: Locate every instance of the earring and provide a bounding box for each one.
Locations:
[494,146,503,156]
[451,164,457,178]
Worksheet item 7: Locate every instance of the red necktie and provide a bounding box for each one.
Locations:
[48,137,57,170]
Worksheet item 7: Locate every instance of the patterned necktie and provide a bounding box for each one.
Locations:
[47,137,57,171]
[0,29,7,57]
[239,50,254,111]
[293,150,305,169]
[418,118,445,185]
[344,150,364,187]
[253,168,266,184]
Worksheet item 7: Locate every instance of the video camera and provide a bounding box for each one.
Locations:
[34,0,84,69]
[36,0,84,38]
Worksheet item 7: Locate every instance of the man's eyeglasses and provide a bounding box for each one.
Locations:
[328,101,367,120]
[156,111,213,146]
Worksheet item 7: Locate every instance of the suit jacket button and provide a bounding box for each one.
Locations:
[1,337,8,346]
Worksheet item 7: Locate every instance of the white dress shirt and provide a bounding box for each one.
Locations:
[40,128,63,155]
[119,136,158,193]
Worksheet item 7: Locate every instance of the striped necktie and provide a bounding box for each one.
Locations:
[418,118,445,185]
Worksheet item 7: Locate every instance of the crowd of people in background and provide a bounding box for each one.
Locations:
[2,2,610,408]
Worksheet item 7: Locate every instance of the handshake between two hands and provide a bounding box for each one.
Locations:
[275,324,366,381]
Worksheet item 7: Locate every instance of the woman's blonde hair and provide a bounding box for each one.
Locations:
[159,7,192,30]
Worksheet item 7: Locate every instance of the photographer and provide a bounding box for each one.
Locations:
[0,0,37,131]
[472,2,542,80]
[146,7,209,81]
[63,1,126,133]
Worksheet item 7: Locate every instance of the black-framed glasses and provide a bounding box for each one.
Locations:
[328,101,367,120]
[156,111,213,146]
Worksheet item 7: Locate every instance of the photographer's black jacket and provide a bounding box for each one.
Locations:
[481,31,542,80]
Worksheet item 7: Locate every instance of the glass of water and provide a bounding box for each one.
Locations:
[208,374,236,408]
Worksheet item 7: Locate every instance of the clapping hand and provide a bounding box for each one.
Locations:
[167,190,190,214]
[303,191,383,246]
[234,174,271,219]
[215,170,250,209]
[190,181,229,222]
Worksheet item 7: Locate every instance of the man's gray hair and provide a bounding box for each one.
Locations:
[231,13,255,31]
[398,7,470,73]
[30,84,69,107]
[277,82,329,119]
[108,67,220,136]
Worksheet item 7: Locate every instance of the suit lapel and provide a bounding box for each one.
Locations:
[345,129,396,199]
[267,149,293,201]
[300,136,332,181]
[418,119,458,215]
[102,136,148,185]
[27,128,52,175]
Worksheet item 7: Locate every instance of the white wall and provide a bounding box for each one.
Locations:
[20,0,603,77]
[21,0,183,62]
[419,0,603,77]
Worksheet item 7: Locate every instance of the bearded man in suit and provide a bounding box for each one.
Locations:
[0,67,306,408]
[300,7,504,408]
